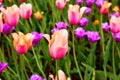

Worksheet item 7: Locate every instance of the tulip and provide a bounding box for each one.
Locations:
[110,16,120,33]
[95,0,104,8]
[86,0,94,7]
[20,3,32,19]
[34,11,43,20]
[68,4,86,25]
[0,13,3,33]
[44,29,68,59]
[55,0,69,10]
[74,27,86,39]
[0,62,8,73]
[31,32,43,47]
[79,17,88,27]
[76,0,83,5]
[55,22,67,29]
[100,1,111,15]
[12,32,33,54]
[0,0,3,3]
[0,5,19,27]
[18,0,25,2]
[30,74,45,80]
[86,31,100,43]
[102,22,110,32]
[51,28,59,34]
[85,7,91,16]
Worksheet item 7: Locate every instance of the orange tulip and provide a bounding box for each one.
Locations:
[44,29,68,59]
[0,5,19,27]
[68,4,86,25]
[12,32,33,54]
[20,3,32,19]
[100,1,111,15]
[34,11,43,20]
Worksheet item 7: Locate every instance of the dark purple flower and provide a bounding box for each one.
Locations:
[102,22,110,32]
[30,74,44,80]
[51,28,59,34]
[112,32,120,42]
[95,0,104,8]
[3,23,15,35]
[109,12,119,18]
[32,32,43,47]
[55,22,67,29]
[85,7,91,16]
[86,0,94,7]
[79,17,88,27]
[86,31,100,43]
[0,62,8,73]
[74,27,86,39]
[76,0,84,5]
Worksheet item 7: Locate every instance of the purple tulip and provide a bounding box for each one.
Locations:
[0,62,8,73]
[112,32,120,42]
[51,28,59,34]
[95,0,104,8]
[79,17,88,27]
[3,23,15,35]
[76,0,84,5]
[86,31,100,43]
[74,27,86,39]
[30,74,44,80]
[102,22,110,32]
[109,12,119,18]
[55,22,67,29]
[32,32,43,47]
[86,0,94,7]
[85,7,91,16]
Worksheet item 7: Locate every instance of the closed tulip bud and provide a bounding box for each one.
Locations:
[79,17,88,27]
[102,22,110,32]
[76,0,83,5]
[95,0,104,8]
[100,1,111,15]
[0,0,3,3]
[8,0,12,2]
[55,21,67,29]
[56,0,69,10]
[0,62,8,73]
[112,32,120,42]
[68,4,87,25]
[44,29,68,59]
[20,3,32,19]
[0,5,19,27]
[85,7,91,16]
[110,16,120,33]
[12,32,33,54]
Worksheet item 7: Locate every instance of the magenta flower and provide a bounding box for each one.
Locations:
[32,32,43,47]
[109,12,119,18]
[74,27,86,39]
[3,23,15,35]
[55,22,67,29]
[0,62,8,73]
[76,0,83,5]
[85,7,91,16]
[30,74,44,80]
[102,22,110,32]
[112,32,120,42]
[86,31,100,43]
[95,0,104,8]
[51,28,59,34]
[79,17,88,27]
[86,0,94,7]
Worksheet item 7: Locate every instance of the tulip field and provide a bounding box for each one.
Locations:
[0,0,120,80]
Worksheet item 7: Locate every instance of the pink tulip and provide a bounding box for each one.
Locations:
[18,0,25,2]
[110,16,120,33]
[0,13,3,33]
[55,0,69,10]
[44,29,68,59]
[12,32,33,54]
[100,1,111,15]
[68,4,86,25]
[0,0,3,3]
[0,5,19,27]
[20,3,32,19]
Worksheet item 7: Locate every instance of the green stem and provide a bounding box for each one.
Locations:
[72,26,83,80]
[112,41,116,79]
[56,60,58,80]
[32,47,46,79]
[100,15,106,79]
